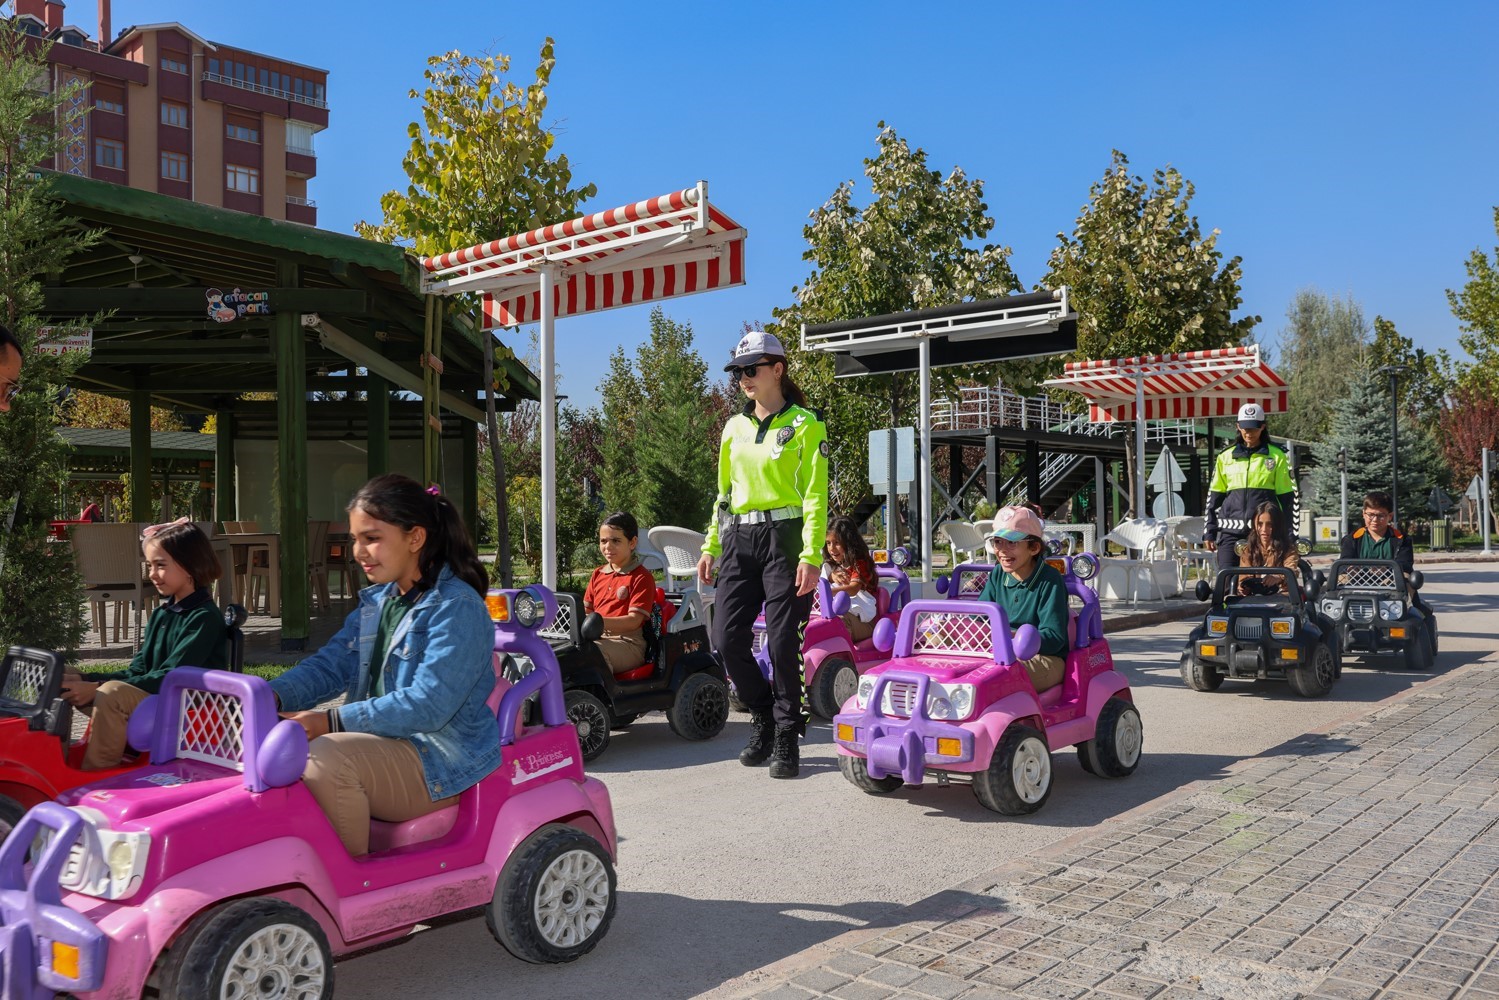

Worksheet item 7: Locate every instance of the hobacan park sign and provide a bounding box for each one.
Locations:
[206,287,272,323]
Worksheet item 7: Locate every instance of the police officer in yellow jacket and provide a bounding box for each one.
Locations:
[1204,402,1297,570]
[698,331,828,779]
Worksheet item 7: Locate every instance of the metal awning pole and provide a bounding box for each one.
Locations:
[919,335,933,583]
[1135,377,1147,518]
[539,265,558,589]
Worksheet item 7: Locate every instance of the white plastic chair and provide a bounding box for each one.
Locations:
[633,529,669,577]
[68,523,151,646]
[940,521,987,567]
[647,525,715,633]
[1099,518,1174,605]
[1166,515,1213,586]
[971,518,995,540]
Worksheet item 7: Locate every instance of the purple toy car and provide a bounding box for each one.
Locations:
[0,586,617,999]
[833,554,1141,814]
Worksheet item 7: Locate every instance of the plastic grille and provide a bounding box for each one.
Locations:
[810,589,822,618]
[910,610,993,657]
[1,654,50,706]
[958,570,990,596]
[750,628,768,655]
[177,688,245,770]
[882,681,919,717]
[539,600,573,642]
[1234,618,1264,641]
[1346,599,1375,624]
[1336,564,1398,590]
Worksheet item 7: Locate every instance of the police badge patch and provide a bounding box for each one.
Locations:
[819,440,830,457]
[776,426,794,446]
[1265,458,1276,470]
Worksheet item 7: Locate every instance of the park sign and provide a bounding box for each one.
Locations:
[206,287,272,323]
[35,327,92,357]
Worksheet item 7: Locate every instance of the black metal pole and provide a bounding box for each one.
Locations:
[1389,369,1399,524]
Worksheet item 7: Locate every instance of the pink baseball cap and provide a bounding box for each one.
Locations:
[989,505,1045,541]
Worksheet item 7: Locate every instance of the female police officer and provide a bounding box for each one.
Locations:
[697,331,828,779]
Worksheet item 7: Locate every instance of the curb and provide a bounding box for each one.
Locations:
[1101,603,1202,632]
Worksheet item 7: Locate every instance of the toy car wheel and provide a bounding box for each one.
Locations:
[667,672,729,741]
[1428,619,1440,656]
[974,725,1052,816]
[838,753,903,794]
[611,712,640,729]
[1404,630,1434,672]
[1180,652,1224,692]
[488,823,617,964]
[0,795,25,845]
[1288,644,1337,697]
[565,690,612,761]
[1078,698,1143,778]
[808,655,858,719]
[154,897,332,1000]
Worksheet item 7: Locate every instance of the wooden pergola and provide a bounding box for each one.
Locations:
[39,173,540,648]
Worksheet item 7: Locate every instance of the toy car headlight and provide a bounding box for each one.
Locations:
[926,682,975,721]
[1270,617,1294,637]
[1379,600,1404,620]
[513,589,541,628]
[1320,599,1344,618]
[1208,617,1228,635]
[855,676,875,710]
[1072,553,1099,580]
[892,546,912,568]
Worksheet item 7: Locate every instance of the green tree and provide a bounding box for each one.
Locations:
[766,123,1022,511]
[597,346,643,516]
[354,38,596,584]
[0,20,100,651]
[1275,290,1368,443]
[1447,207,1499,391]
[1369,316,1451,422]
[1043,150,1258,371]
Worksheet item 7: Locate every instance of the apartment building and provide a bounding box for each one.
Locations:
[15,0,327,224]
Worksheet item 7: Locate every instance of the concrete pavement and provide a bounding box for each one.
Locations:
[718,610,1499,997]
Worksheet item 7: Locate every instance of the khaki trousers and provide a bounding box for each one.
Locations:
[842,613,876,643]
[596,631,648,674]
[80,680,149,771]
[1022,654,1067,694]
[303,732,457,856]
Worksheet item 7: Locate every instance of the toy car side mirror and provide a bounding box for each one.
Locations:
[1195,580,1212,602]
[872,619,896,652]
[1409,570,1424,591]
[831,591,850,617]
[580,612,605,642]
[935,575,951,596]
[1012,624,1041,663]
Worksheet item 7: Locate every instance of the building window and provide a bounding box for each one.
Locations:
[226,164,260,194]
[93,85,124,114]
[94,138,124,170]
[161,151,188,181]
[226,116,260,143]
[207,57,219,76]
[161,52,188,74]
[160,101,188,128]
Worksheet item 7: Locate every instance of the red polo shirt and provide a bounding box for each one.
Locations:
[584,557,656,624]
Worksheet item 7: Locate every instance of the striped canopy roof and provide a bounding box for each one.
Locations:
[420,182,745,329]
[1043,345,1287,422]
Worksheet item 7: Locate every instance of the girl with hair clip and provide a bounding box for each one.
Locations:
[270,475,498,857]
[61,518,226,770]
[1236,499,1300,595]
[822,515,879,643]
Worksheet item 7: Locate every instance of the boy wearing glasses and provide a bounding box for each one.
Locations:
[0,324,20,413]
[1340,491,1412,573]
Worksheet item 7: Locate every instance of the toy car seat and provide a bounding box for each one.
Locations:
[614,588,674,683]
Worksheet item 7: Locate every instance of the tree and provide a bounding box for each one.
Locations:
[1043,150,1258,372]
[1275,290,1368,443]
[1446,207,1499,391]
[0,20,99,651]
[1369,316,1451,422]
[1436,385,1499,522]
[354,38,597,584]
[767,123,1022,512]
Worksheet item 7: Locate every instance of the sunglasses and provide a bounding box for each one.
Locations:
[729,362,769,381]
[0,378,19,403]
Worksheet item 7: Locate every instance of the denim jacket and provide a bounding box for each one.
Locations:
[270,566,499,801]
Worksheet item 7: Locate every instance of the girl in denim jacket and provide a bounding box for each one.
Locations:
[271,474,497,856]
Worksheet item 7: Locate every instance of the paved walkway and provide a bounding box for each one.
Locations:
[725,657,1499,1000]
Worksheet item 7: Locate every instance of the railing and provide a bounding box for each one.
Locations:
[286,143,316,157]
[201,72,329,110]
[285,195,317,208]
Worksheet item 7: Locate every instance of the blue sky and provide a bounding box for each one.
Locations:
[126,1,1498,409]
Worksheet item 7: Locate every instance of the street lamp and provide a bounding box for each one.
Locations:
[1377,365,1406,524]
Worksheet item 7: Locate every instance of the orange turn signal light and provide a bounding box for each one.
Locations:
[52,942,80,980]
[1390,627,1407,638]
[936,737,962,756]
[836,723,855,742]
[486,591,509,622]
[1200,644,1218,657]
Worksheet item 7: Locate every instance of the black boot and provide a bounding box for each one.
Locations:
[769,725,800,779]
[739,711,774,767]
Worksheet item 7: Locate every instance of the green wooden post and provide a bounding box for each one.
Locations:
[461,410,478,542]
[129,388,151,522]
[421,296,443,487]
[367,372,389,479]
[214,410,236,522]
[274,262,310,650]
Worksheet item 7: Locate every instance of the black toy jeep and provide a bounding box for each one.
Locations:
[1315,559,1436,671]
[1182,566,1341,697]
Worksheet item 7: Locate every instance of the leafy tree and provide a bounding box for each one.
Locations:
[1042,150,1258,372]
[767,123,1022,512]
[1446,207,1499,391]
[1436,385,1499,522]
[1369,316,1451,422]
[1275,290,1369,443]
[597,346,643,518]
[0,20,100,651]
[354,38,596,584]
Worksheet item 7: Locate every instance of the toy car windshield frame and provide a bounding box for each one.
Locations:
[1324,559,1408,597]
[1207,566,1304,607]
[0,646,64,724]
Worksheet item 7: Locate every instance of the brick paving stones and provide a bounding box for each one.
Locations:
[742,667,1499,1000]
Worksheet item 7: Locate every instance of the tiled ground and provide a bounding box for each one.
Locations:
[745,669,1499,1000]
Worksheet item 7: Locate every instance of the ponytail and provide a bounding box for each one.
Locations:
[348,473,488,597]
[766,356,807,408]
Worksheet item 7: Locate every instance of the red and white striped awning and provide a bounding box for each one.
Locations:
[420,181,745,329]
[1043,345,1287,422]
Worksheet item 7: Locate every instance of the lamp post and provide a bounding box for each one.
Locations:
[1378,364,1406,523]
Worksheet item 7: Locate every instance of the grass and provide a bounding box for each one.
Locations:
[79,663,292,682]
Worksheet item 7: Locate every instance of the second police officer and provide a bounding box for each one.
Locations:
[697,331,829,779]
[1204,401,1298,569]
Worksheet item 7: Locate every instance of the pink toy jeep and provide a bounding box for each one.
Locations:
[833,554,1142,814]
[0,586,616,1000]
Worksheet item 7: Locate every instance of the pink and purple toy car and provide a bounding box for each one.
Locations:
[0,586,616,999]
[833,554,1141,814]
[740,564,912,719]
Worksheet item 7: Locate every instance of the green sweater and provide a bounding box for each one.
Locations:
[976,560,1069,658]
[99,589,227,694]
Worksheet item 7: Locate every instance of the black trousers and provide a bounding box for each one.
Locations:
[1215,536,1244,571]
[712,518,813,729]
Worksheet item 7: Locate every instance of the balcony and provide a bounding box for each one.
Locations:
[285,195,317,226]
[201,71,327,110]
